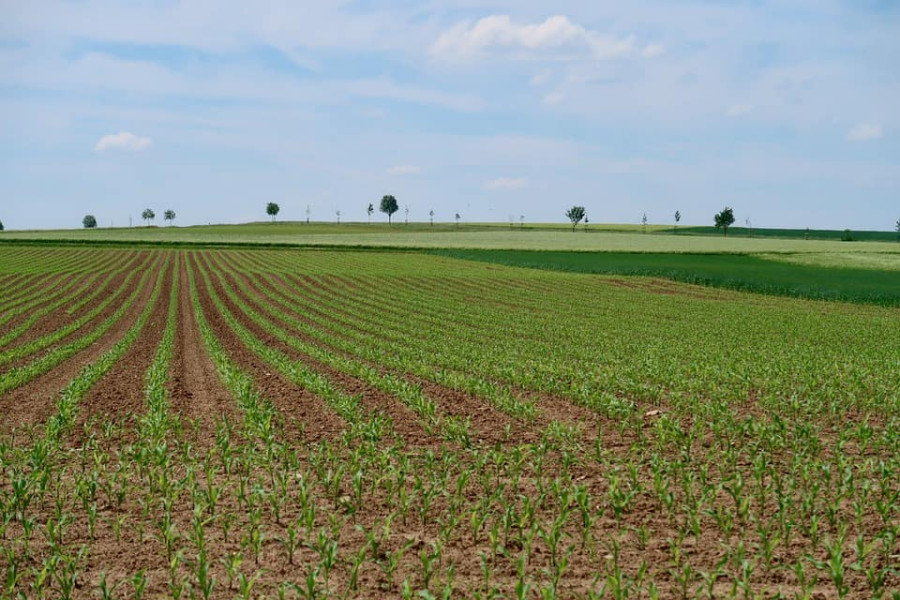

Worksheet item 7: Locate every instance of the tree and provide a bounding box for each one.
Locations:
[83,215,97,229]
[565,206,585,232]
[674,210,681,234]
[584,215,589,231]
[266,202,280,222]
[164,209,176,226]
[642,212,648,233]
[380,195,399,225]
[141,208,155,226]
[0,220,4,232]
[335,210,341,224]
[896,218,900,241]
[305,205,311,224]
[367,203,374,224]
[454,212,461,228]
[404,205,409,225]
[520,215,525,229]
[745,218,752,238]
[713,206,735,237]
[429,209,434,226]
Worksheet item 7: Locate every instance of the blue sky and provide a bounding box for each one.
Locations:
[1,0,897,230]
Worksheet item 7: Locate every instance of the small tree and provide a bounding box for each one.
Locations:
[584,215,589,231]
[141,208,155,226]
[455,212,461,228]
[674,210,681,234]
[164,209,176,226]
[0,220,4,232]
[335,210,341,224]
[565,206,586,232]
[367,203,374,224]
[745,218,752,238]
[266,202,280,222]
[895,218,900,241]
[380,195,399,225]
[520,215,524,229]
[83,215,97,229]
[429,209,434,226]
[404,205,409,225]
[305,205,311,224]
[713,206,735,237]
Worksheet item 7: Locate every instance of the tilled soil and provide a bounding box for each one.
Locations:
[189,253,347,444]
[68,257,175,442]
[166,253,242,444]
[0,248,894,600]
[0,253,153,372]
[0,256,163,436]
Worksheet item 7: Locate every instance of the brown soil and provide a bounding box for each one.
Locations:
[214,261,547,450]
[0,272,95,341]
[167,253,241,443]
[1,248,895,600]
[67,258,175,442]
[0,253,154,370]
[189,253,347,444]
[0,257,164,436]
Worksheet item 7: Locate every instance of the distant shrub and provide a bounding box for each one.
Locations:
[841,229,854,242]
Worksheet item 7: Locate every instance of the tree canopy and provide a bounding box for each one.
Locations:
[266,202,280,222]
[380,195,399,224]
[164,209,176,225]
[83,215,97,229]
[565,205,586,231]
[141,208,155,225]
[714,207,736,236]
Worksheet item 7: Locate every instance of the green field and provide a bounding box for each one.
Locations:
[433,249,900,306]
[3,222,900,258]
[1,245,899,597]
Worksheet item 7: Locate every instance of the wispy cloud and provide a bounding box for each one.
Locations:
[94,131,152,152]
[484,177,527,190]
[846,123,882,142]
[387,165,421,175]
[431,15,655,62]
[725,104,753,117]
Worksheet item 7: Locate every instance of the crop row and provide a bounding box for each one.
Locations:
[0,247,898,598]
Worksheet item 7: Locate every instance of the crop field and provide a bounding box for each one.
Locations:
[1,245,899,599]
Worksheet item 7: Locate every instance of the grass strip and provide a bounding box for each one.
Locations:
[430,249,900,306]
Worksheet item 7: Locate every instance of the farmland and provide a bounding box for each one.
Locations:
[1,245,899,599]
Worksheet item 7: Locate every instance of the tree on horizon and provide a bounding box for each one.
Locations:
[266,202,280,222]
[380,195,399,225]
[565,205,586,232]
[714,207,736,237]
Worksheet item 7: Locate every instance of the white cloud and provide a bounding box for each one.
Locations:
[847,123,883,142]
[484,177,527,190]
[431,15,639,62]
[725,104,753,117]
[94,131,152,152]
[387,165,421,175]
[641,44,665,58]
[542,91,565,106]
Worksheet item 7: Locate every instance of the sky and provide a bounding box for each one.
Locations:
[1,0,898,231]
